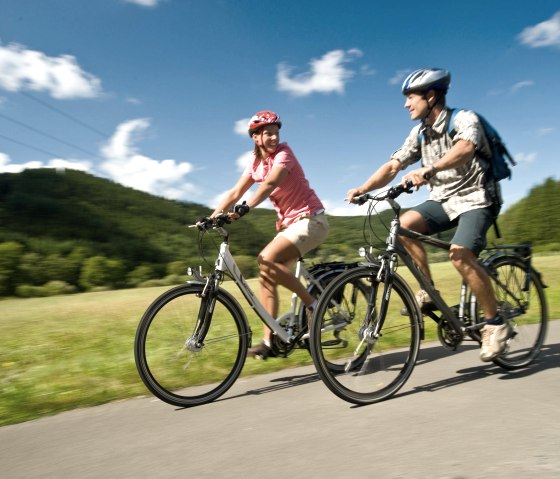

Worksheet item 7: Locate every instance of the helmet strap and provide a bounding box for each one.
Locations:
[254,130,278,158]
[254,127,280,157]
[421,89,444,125]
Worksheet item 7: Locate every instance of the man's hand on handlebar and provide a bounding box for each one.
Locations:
[346,187,362,204]
[402,165,435,190]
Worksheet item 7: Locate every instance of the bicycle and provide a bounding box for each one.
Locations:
[309,182,548,406]
[134,213,366,407]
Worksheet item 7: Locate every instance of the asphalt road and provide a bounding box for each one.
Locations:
[2,321,559,479]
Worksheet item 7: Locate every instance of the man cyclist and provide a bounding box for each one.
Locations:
[346,68,513,362]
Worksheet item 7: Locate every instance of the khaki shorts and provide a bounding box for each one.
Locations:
[276,214,329,256]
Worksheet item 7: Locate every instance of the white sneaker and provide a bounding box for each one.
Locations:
[400,289,437,315]
[480,323,514,362]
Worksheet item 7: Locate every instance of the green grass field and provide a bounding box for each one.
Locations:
[1,256,558,426]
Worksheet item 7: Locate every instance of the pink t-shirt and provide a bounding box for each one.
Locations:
[243,143,324,230]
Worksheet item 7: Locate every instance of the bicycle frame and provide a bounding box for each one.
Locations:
[378,197,466,336]
[196,226,319,344]
[368,190,534,340]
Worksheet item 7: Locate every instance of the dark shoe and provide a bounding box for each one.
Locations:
[400,289,437,315]
[247,341,276,360]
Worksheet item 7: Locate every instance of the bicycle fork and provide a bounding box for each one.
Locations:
[185,276,218,353]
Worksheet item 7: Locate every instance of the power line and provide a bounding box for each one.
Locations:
[0,133,65,159]
[0,112,100,158]
[21,91,110,139]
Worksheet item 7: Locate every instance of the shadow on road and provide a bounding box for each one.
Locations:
[215,341,559,407]
[215,372,320,404]
[394,341,560,400]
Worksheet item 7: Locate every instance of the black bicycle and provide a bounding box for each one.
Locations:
[309,182,548,406]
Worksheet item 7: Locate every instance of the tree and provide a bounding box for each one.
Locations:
[0,242,24,295]
[79,256,126,290]
[127,264,156,287]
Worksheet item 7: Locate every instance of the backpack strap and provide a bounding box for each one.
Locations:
[422,108,503,239]
[447,108,459,138]
[417,108,460,144]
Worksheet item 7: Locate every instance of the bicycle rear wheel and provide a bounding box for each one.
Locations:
[134,283,250,407]
[302,266,369,372]
[486,256,548,369]
[310,265,421,405]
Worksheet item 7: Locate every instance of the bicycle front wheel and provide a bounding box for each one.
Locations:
[134,283,250,407]
[487,256,548,369]
[310,265,421,406]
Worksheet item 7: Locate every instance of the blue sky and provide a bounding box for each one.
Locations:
[0,0,558,216]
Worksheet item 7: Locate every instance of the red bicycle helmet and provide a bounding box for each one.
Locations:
[248,110,282,136]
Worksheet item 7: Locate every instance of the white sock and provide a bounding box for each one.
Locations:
[307,300,317,311]
[263,338,271,347]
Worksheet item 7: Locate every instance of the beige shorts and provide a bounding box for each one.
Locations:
[276,214,329,256]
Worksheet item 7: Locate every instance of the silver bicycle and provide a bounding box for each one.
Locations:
[134,213,366,407]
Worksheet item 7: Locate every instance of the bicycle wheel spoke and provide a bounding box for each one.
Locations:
[310,265,421,405]
[135,284,249,407]
[488,257,547,369]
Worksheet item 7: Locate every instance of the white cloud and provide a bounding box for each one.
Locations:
[235,150,253,172]
[234,118,250,136]
[0,43,102,99]
[322,198,372,217]
[518,11,560,48]
[488,80,536,97]
[510,80,535,94]
[100,118,196,200]
[277,49,363,97]
[389,69,412,86]
[536,127,555,136]
[0,151,93,173]
[123,0,163,7]
[49,158,91,172]
[515,152,537,164]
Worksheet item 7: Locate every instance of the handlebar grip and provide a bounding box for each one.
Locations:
[233,201,250,217]
[423,166,436,181]
[193,213,231,230]
[355,194,370,205]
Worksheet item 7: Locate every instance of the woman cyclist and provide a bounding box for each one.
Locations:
[211,110,329,359]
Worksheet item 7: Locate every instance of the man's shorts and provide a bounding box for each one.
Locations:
[410,200,498,256]
[276,213,329,256]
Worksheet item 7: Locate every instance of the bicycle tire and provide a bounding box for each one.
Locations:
[310,264,422,405]
[483,256,547,369]
[303,271,370,372]
[134,283,250,407]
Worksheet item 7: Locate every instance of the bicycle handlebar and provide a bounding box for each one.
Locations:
[354,180,414,205]
[191,213,231,231]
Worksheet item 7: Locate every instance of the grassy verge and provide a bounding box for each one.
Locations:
[1,256,558,426]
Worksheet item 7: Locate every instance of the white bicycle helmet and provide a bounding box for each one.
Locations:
[402,68,451,94]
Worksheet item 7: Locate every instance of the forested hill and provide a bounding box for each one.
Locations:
[0,169,558,297]
[0,168,275,264]
[491,177,560,249]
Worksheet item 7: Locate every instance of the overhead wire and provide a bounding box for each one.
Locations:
[2,90,222,203]
[0,112,101,158]
[21,91,109,138]
[0,132,65,159]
